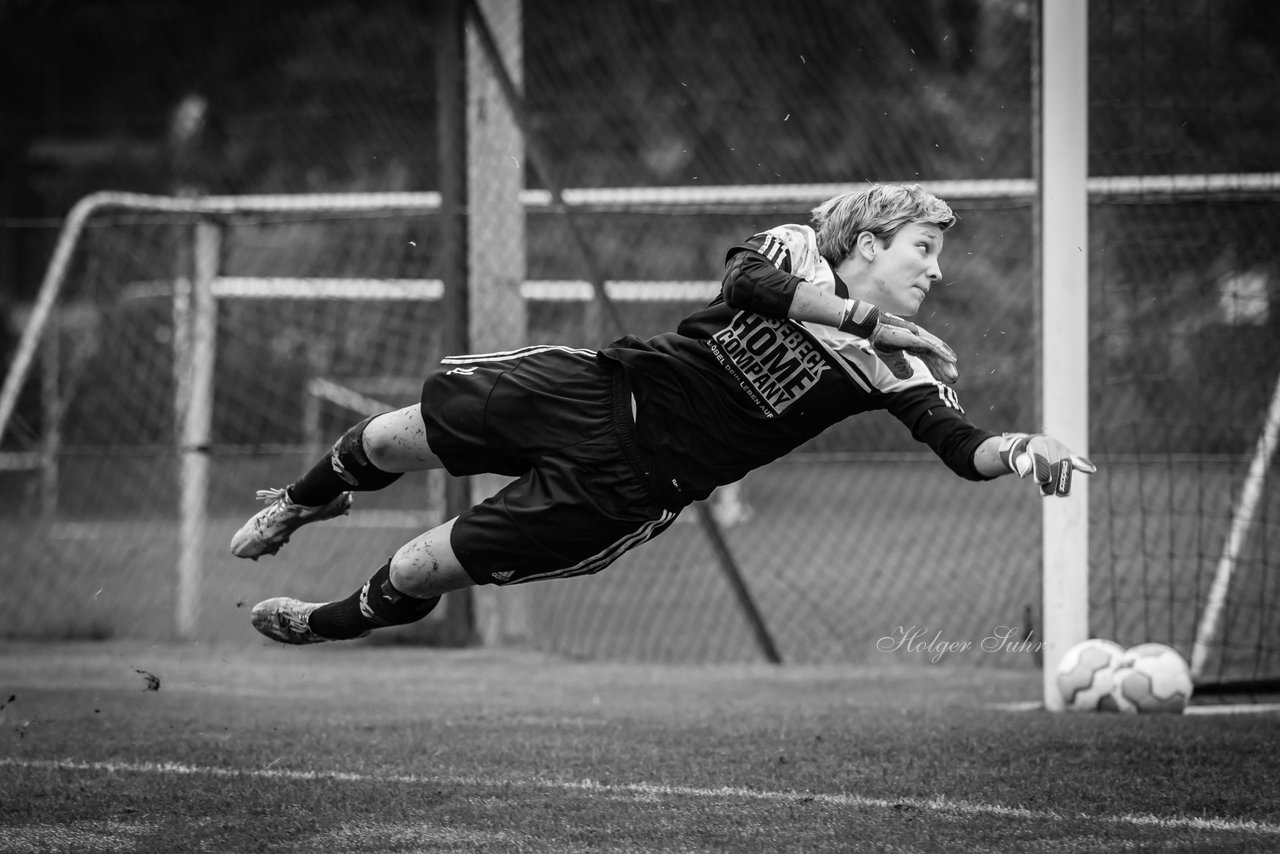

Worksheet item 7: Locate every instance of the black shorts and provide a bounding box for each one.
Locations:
[420,345,680,586]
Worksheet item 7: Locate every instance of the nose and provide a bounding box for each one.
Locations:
[926,261,942,283]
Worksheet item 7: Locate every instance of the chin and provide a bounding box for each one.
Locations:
[903,294,929,317]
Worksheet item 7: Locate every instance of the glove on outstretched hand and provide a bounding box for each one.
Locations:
[998,433,1098,497]
[838,299,959,384]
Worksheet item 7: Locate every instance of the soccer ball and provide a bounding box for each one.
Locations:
[1055,638,1126,711]
[1109,643,1194,714]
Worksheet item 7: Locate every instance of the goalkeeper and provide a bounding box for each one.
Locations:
[231,183,1096,645]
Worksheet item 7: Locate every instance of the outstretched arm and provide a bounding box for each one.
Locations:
[885,387,1096,495]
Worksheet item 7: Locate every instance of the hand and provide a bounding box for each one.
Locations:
[872,314,959,385]
[837,299,959,384]
[998,433,1097,497]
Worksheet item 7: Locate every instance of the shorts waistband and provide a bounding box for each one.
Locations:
[607,365,685,512]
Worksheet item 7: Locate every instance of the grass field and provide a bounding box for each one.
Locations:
[1,640,1278,853]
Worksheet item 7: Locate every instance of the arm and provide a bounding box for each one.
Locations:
[722,249,959,383]
[718,247,877,327]
[884,385,999,481]
[885,388,1096,496]
[783,276,848,328]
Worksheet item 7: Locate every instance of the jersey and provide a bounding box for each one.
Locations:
[599,223,997,508]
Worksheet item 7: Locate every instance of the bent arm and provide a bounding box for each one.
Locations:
[721,249,847,327]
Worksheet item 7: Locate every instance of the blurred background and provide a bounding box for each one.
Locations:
[1,0,1278,686]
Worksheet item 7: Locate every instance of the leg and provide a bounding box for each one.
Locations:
[249,349,678,645]
[359,404,448,473]
[250,443,680,646]
[386,518,474,597]
[295,404,446,501]
[230,404,446,560]
[251,518,472,645]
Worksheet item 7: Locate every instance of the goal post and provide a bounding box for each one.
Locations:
[175,221,219,637]
[1037,0,1090,711]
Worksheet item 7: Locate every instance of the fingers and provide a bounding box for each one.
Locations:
[874,347,913,379]
[1072,454,1098,475]
[898,323,958,383]
[1037,458,1071,497]
[913,326,958,363]
[876,349,956,384]
[920,354,959,384]
[870,321,959,383]
[1025,436,1098,497]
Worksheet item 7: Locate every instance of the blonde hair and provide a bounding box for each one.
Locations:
[810,184,956,265]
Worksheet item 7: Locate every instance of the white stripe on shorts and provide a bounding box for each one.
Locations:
[441,344,596,365]
[505,510,678,585]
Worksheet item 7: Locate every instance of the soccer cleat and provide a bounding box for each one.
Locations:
[229,487,352,559]
[251,597,367,645]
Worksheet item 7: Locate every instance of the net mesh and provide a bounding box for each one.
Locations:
[1087,0,1280,687]
[2,0,1278,682]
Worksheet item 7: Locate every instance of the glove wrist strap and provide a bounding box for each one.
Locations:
[837,298,880,339]
[998,432,1031,473]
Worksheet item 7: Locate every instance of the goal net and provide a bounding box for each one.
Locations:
[2,181,1277,690]
[1089,184,1280,693]
[0,194,457,639]
[0,187,1042,658]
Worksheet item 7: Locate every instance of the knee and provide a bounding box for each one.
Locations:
[329,417,402,490]
[387,553,424,596]
[354,413,406,463]
[359,404,444,472]
[389,528,473,598]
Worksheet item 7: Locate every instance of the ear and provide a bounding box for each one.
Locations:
[855,231,879,262]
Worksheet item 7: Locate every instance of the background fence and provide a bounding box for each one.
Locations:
[2,0,1278,683]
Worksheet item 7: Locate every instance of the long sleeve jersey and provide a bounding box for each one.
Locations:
[599,223,997,508]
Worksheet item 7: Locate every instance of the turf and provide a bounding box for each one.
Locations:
[1,641,1277,853]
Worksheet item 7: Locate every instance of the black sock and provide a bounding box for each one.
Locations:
[308,561,441,640]
[287,455,352,507]
[289,416,403,507]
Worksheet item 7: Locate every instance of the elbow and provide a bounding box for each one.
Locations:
[721,252,751,309]
[720,251,798,317]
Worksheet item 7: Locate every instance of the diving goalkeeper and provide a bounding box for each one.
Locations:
[230,183,1096,645]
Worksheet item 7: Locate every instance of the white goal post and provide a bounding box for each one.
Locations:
[1038,0,1090,712]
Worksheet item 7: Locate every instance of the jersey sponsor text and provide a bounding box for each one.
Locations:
[709,312,830,415]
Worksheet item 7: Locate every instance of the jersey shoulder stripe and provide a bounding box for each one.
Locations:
[740,224,822,279]
[756,232,791,272]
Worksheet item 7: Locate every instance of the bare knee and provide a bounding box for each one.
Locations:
[389,519,474,598]
[363,405,445,472]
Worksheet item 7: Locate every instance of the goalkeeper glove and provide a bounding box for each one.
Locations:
[838,298,959,384]
[998,433,1098,497]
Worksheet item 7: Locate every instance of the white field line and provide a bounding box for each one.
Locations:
[3,757,1278,837]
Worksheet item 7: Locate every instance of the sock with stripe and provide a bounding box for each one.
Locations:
[308,561,441,640]
[289,416,403,507]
